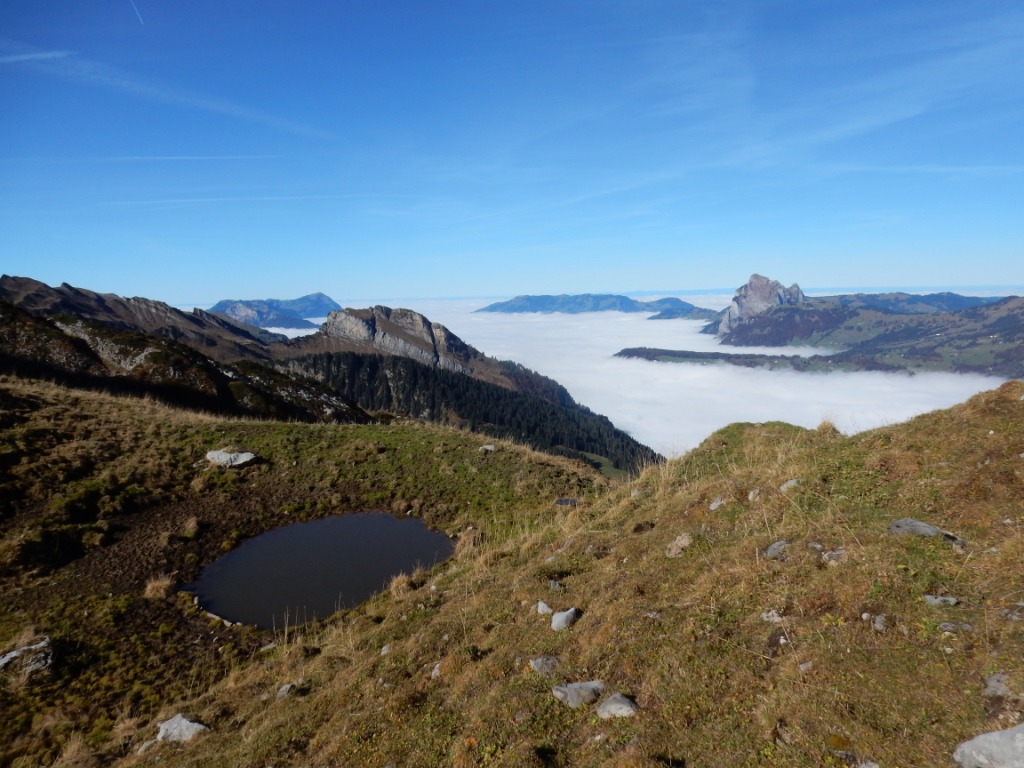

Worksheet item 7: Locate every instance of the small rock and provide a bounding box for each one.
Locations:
[552,680,604,708]
[480,444,495,452]
[1003,603,1024,621]
[665,532,693,558]
[763,540,789,561]
[551,608,581,631]
[596,693,639,719]
[888,517,966,547]
[938,622,974,634]
[871,614,888,633]
[761,609,784,624]
[206,449,256,467]
[276,683,295,700]
[536,600,553,615]
[431,662,441,680]
[952,722,1024,768]
[799,661,814,674]
[748,488,761,502]
[380,643,391,655]
[821,548,845,566]
[983,673,1011,699]
[630,488,642,498]
[779,478,801,493]
[924,595,959,607]
[156,714,208,743]
[549,580,565,592]
[0,635,53,680]
[554,498,577,507]
[709,497,726,511]
[529,656,560,676]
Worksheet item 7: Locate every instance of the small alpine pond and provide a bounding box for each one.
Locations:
[188,512,454,629]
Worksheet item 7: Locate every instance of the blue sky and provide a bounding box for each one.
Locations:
[2,1,1022,307]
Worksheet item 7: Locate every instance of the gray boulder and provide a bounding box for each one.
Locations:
[206,449,257,467]
[529,656,560,676]
[888,518,966,547]
[763,540,789,561]
[665,532,693,558]
[596,693,639,719]
[953,722,1024,767]
[157,714,208,743]
[552,680,604,708]
[551,607,581,631]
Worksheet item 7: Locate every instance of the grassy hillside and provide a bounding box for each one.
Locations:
[0,376,608,767]
[3,376,1023,767]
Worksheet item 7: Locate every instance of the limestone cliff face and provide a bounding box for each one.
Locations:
[319,306,475,375]
[715,274,805,336]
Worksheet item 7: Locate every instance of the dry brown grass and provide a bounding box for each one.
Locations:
[143,574,174,600]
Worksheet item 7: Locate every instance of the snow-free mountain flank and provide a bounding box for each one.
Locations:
[475,293,717,320]
[208,293,342,329]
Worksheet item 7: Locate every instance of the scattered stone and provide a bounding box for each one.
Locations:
[536,600,553,615]
[888,518,966,547]
[529,656,560,676]
[155,714,207,745]
[380,643,392,655]
[779,478,801,493]
[596,693,639,719]
[709,497,726,511]
[665,532,693,558]
[431,662,441,680]
[551,608,581,631]
[552,680,604,708]
[205,449,257,467]
[952,722,1024,768]
[549,580,565,593]
[924,595,959,607]
[276,683,295,700]
[641,610,661,620]
[761,609,784,624]
[983,673,1012,699]
[480,444,495,452]
[821,548,845,566]
[871,614,888,633]
[799,661,814,674]
[763,540,789,561]
[807,541,824,551]
[938,622,974,634]
[1003,603,1024,621]
[630,487,642,497]
[748,488,761,502]
[0,635,53,680]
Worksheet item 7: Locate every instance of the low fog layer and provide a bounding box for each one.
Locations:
[402,297,1006,457]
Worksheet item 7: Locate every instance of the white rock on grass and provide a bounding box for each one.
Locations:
[953,722,1024,767]
[779,478,801,492]
[665,533,692,558]
[596,693,639,719]
[139,714,208,752]
[536,600,553,615]
[529,656,560,676]
[762,540,789,561]
[206,449,256,467]
[551,607,581,631]
[552,680,604,708]
[709,498,726,511]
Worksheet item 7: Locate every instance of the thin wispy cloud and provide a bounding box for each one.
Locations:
[0,50,72,65]
[1,38,334,140]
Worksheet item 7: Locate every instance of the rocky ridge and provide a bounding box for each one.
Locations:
[710,273,806,336]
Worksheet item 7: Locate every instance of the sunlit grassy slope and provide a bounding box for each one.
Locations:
[3,377,1023,767]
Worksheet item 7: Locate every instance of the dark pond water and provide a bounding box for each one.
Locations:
[188,513,454,629]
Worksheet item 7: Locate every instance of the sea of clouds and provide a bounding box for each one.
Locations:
[306,294,1007,458]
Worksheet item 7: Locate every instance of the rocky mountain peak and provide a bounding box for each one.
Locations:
[715,273,805,336]
[318,305,475,374]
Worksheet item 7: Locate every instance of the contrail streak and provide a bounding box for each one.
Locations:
[128,0,145,25]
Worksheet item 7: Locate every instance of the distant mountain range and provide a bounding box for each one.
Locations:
[208,293,342,329]
[618,274,1023,378]
[475,293,717,320]
[0,275,658,471]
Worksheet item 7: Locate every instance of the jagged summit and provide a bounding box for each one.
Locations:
[709,273,806,336]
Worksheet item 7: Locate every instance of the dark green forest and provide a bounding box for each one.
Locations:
[290,352,661,471]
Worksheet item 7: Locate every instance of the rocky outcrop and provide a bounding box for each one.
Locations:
[953,722,1024,767]
[318,306,476,375]
[712,274,805,336]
